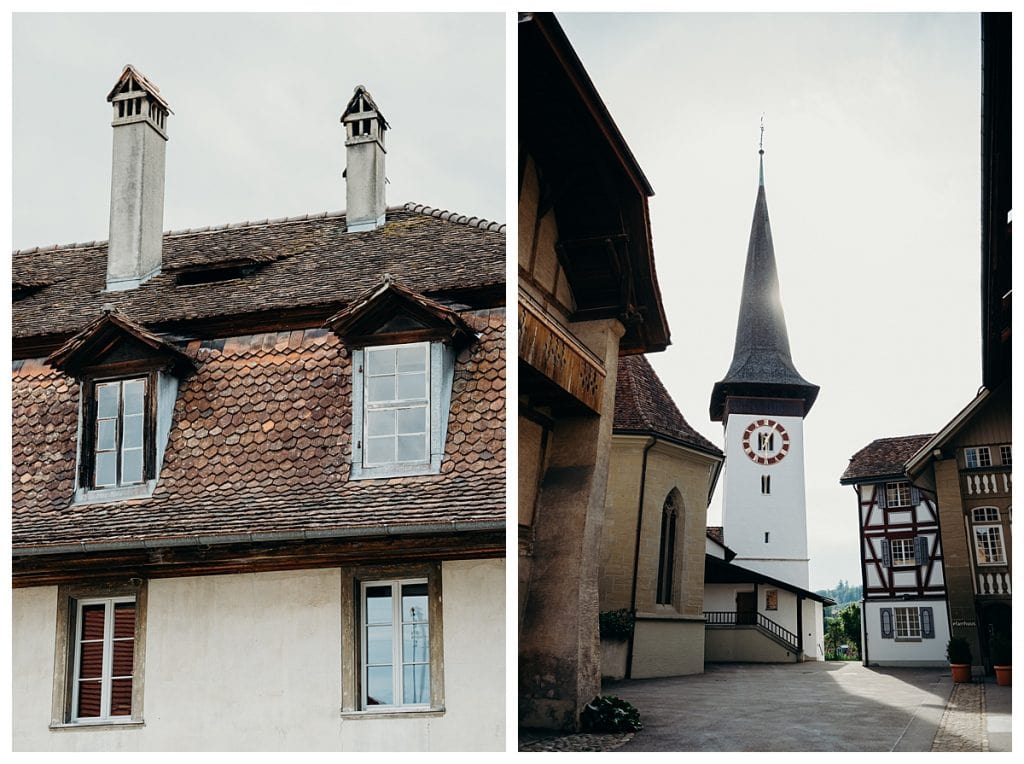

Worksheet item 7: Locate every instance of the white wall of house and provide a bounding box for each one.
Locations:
[861,599,949,667]
[12,558,504,751]
[704,583,824,661]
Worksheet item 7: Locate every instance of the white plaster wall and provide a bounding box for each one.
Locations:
[862,600,950,667]
[12,559,504,751]
[720,414,809,589]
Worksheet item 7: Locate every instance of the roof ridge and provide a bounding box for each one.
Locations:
[13,202,504,257]
[403,202,506,233]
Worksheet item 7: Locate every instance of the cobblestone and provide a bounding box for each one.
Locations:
[518,730,634,752]
[931,682,987,752]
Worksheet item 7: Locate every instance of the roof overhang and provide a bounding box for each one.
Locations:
[905,387,992,479]
[518,12,669,355]
[704,554,833,604]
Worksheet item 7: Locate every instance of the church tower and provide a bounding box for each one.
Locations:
[710,139,819,590]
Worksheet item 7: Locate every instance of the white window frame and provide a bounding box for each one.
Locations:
[92,377,148,488]
[965,446,992,469]
[999,444,1012,466]
[885,481,913,508]
[972,506,1000,523]
[973,524,1006,565]
[70,596,136,723]
[890,538,917,568]
[894,606,922,640]
[349,341,455,481]
[362,342,431,468]
[360,578,431,710]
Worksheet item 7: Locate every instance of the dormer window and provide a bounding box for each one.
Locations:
[45,308,195,504]
[326,275,474,481]
[363,343,430,466]
[90,377,149,488]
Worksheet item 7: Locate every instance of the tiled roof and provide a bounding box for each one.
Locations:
[839,434,934,484]
[12,204,505,341]
[614,355,722,457]
[706,526,724,545]
[12,312,505,551]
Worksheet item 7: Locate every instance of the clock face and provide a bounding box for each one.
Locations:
[742,419,790,465]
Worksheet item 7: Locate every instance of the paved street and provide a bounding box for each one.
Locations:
[520,662,1011,752]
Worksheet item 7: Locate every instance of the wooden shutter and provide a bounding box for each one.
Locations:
[880,539,892,568]
[880,608,894,639]
[920,607,935,639]
[876,483,887,509]
[914,536,928,566]
[910,485,921,505]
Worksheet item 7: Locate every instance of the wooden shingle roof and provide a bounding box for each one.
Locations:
[839,434,935,484]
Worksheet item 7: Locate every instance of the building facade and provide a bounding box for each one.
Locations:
[518,13,670,730]
[12,67,506,751]
[841,436,950,667]
[600,355,723,679]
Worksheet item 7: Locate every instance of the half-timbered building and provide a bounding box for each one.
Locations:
[841,435,950,667]
[12,67,506,751]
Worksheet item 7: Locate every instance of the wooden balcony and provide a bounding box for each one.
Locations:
[962,469,1012,498]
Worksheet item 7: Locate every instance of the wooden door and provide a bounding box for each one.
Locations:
[736,591,756,625]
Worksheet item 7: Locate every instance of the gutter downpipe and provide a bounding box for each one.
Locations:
[626,436,657,679]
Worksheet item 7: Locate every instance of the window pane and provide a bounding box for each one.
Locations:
[76,680,102,718]
[122,379,145,415]
[95,451,117,486]
[113,602,136,638]
[112,640,134,676]
[366,666,393,706]
[122,413,144,449]
[121,448,144,484]
[401,583,429,621]
[402,624,430,663]
[109,679,133,716]
[396,407,427,435]
[365,436,395,465]
[97,383,119,418]
[366,409,395,437]
[367,375,395,403]
[402,664,430,705]
[396,345,426,373]
[80,603,106,640]
[97,418,117,451]
[366,625,394,665]
[366,348,396,376]
[365,586,392,624]
[396,371,426,400]
[396,434,427,463]
[78,640,104,680]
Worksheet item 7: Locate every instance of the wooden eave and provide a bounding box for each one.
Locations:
[519,12,669,355]
[12,527,504,588]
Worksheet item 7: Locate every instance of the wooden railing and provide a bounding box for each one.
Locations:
[962,469,1012,497]
[976,569,1012,595]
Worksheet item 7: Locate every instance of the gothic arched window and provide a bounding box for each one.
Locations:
[656,493,679,605]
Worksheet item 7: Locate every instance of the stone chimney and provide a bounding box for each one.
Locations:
[340,86,389,232]
[105,65,171,291]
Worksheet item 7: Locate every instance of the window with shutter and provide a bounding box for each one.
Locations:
[880,608,894,638]
[914,536,928,566]
[921,607,935,639]
[880,538,892,567]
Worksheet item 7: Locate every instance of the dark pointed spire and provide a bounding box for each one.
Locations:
[710,140,818,421]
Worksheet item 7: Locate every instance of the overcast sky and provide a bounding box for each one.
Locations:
[558,12,985,591]
[11,13,505,251]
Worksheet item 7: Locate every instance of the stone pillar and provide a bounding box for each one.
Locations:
[519,318,623,731]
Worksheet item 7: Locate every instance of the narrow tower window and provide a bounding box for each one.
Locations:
[761,475,771,494]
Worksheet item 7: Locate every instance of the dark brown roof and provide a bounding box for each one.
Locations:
[706,526,724,545]
[12,312,505,552]
[840,434,934,484]
[614,355,722,457]
[13,204,504,344]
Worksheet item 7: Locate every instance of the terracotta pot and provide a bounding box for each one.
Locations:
[993,665,1011,686]
[950,663,972,683]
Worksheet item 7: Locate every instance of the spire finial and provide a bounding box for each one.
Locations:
[758,113,766,186]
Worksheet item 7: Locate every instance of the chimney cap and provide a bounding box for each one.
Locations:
[107,64,173,113]
[340,85,389,129]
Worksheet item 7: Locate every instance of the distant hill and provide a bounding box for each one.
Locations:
[817,580,862,616]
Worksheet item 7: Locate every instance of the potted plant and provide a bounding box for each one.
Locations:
[946,636,973,683]
[989,634,1011,687]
